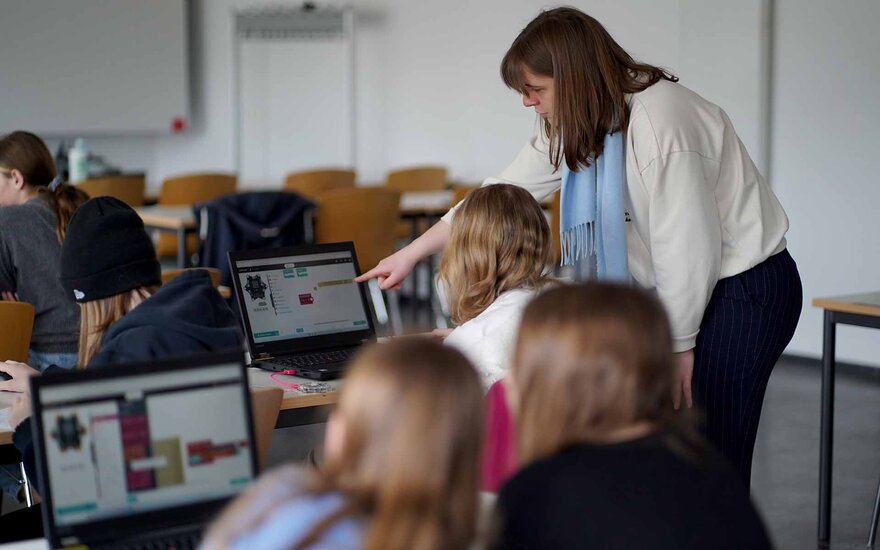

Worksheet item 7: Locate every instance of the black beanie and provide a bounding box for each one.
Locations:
[61,196,161,303]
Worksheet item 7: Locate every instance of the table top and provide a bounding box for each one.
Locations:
[136,190,456,230]
[0,368,338,447]
[812,292,880,317]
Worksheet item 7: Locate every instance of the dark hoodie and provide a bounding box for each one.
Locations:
[13,269,242,492]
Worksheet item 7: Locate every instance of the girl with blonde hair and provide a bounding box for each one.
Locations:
[439,183,554,389]
[493,283,772,550]
[201,338,484,550]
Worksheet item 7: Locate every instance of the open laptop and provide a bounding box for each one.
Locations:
[30,352,256,550]
[228,242,377,380]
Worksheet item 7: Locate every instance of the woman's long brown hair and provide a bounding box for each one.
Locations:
[0,131,89,241]
[501,7,678,171]
[512,283,700,463]
[439,184,554,325]
[203,339,485,550]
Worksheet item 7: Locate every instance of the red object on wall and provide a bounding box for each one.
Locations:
[171,117,187,133]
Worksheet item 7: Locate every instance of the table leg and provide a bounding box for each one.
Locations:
[818,309,836,546]
[177,227,188,268]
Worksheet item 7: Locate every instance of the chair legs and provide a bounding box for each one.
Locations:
[869,472,880,548]
[19,463,32,508]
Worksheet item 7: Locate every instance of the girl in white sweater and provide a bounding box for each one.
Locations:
[439,184,554,390]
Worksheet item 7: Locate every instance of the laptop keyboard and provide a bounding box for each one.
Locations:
[98,530,200,550]
[272,348,356,369]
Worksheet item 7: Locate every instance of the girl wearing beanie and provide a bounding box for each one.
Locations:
[0,131,89,371]
[0,196,242,542]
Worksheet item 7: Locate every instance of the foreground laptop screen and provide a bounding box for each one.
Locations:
[37,363,252,527]
[235,249,370,344]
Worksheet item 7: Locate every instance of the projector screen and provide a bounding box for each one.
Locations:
[0,0,188,136]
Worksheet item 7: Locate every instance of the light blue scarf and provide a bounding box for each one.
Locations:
[559,131,629,281]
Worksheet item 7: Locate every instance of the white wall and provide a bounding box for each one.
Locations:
[39,0,878,365]
[771,0,880,366]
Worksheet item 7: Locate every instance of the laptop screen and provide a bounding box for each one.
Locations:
[36,362,253,528]
[234,249,371,345]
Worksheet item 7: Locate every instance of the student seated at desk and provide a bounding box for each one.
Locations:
[201,339,484,550]
[491,284,772,550]
[0,131,89,370]
[0,196,241,543]
[437,184,555,390]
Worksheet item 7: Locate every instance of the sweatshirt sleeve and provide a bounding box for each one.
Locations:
[640,151,723,352]
[441,130,561,225]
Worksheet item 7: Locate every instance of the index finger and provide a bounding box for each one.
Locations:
[355,266,384,283]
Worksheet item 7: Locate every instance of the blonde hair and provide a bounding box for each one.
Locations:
[77,286,157,368]
[513,283,697,463]
[205,339,485,550]
[439,184,554,325]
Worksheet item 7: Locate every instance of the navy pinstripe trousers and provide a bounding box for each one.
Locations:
[692,249,802,485]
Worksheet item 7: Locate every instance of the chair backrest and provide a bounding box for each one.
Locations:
[159,173,237,205]
[78,175,146,206]
[249,386,283,469]
[283,169,356,200]
[384,166,448,192]
[451,184,480,208]
[0,302,36,362]
[161,267,222,288]
[314,187,401,271]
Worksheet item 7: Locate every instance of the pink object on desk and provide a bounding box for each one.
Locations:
[481,379,518,493]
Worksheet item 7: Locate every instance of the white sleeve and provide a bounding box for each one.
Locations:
[441,130,561,224]
[641,151,723,352]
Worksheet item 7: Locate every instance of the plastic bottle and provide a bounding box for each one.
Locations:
[68,138,89,183]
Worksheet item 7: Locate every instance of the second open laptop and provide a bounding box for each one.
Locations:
[30,351,256,550]
[228,242,377,380]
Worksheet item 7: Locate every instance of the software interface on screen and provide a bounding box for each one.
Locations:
[38,364,253,527]
[235,251,369,344]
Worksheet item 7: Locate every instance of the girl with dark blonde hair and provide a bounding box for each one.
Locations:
[438,183,554,389]
[201,338,484,550]
[492,283,772,550]
[361,6,802,484]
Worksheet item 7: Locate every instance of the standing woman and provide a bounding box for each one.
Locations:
[358,7,802,483]
[0,131,89,370]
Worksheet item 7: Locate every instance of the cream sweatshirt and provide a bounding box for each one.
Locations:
[442,80,789,352]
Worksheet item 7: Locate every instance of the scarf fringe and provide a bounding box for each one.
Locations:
[560,221,595,266]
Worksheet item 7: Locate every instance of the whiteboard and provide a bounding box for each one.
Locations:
[0,0,188,136]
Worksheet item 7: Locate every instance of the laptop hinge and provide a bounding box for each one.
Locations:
[256,353,273,361]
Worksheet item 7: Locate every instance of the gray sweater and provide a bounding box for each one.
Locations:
[0,196,79,353]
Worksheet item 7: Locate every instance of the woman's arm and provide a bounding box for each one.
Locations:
[356,220,451,290]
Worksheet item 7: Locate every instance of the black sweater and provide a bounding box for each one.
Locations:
[493,433,773,550]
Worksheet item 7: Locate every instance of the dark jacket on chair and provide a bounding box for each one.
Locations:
[194,191,315,286]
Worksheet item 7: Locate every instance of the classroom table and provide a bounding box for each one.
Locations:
[0,368,338,449]
[812,291,880,546]
[136,190,456,269]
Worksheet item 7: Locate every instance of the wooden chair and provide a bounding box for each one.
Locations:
[249,386,283,470]
[315,187,402,334]
[77,175,146,206]
[156,173,237,258]
[450,184,480,208]
[283,169,355,200]
[161,268,230,298]
[386,166,448,242]
[384,166,447,192]
[0,302,35,362]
